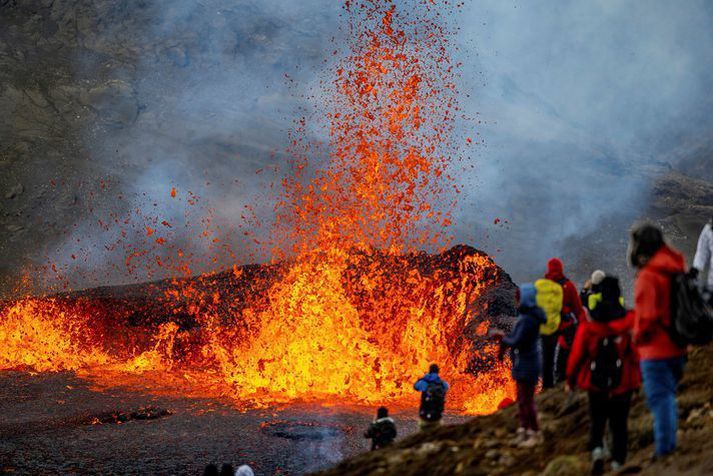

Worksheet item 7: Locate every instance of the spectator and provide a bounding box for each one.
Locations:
[364,406,397,450]
[581,269,605,311]
[628,222,687,458]
[546,258,586,384]
[567,276,641,474]
[692,215,713,302]
[497,283,546,447]
[219,464,235,476]
[204,464,219,476]
[534,276,563,389]
[414,364,449,431]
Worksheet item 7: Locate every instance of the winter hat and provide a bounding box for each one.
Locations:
[591,270,606,286]
[235,466,255,476]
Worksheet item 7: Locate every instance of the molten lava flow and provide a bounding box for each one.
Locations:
[1,0,517,415]
[0,246,514,414]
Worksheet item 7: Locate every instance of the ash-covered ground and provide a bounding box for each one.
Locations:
[0,371,468,475]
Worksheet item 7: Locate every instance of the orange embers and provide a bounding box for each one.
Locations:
[274,0,461,257]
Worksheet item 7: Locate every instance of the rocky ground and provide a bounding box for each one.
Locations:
[315,344,713,476]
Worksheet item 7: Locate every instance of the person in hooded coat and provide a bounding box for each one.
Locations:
[542,258,586,386]
[628,222,687,458]
[364,406,397,450]
[692,216,713,300]
[567,276,641,474]
[203,464,219,476]
[497,283,546,447]
[219,464,235,476]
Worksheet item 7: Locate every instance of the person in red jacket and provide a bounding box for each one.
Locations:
[544,258,586,385]
[628,223,687,458]
[567,276,641,474]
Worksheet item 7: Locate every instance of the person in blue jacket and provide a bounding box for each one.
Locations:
[496,283,546,447]
[414,363,449,430]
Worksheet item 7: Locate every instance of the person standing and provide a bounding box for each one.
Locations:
[414,364,449,431]
[584,270,606,310]
[547,258,587,384]
[628,222,688,458]
[497,283,546,447]
[363,406,397,450]
[534,275,563,389]
[692,216,713,300]
[567,276,641,474]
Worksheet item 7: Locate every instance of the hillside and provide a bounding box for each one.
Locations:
[315,344,713,475]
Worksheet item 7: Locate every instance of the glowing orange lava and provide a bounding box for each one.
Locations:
[1,0,516,415]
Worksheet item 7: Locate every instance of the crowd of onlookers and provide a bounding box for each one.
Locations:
[363,217,713,475]
[203,217,713,475]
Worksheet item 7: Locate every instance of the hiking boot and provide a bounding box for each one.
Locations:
[591,447,605,475]
[511,427,527,446]
[518,431,542,448]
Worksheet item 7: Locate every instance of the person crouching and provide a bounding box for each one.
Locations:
[364,406,397,450]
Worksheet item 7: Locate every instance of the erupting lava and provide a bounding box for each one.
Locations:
[1,0,516,415]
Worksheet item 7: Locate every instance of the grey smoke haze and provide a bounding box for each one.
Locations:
[452,0,713,282]
[43,0,713,289]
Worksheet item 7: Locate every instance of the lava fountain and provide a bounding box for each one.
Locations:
[0,0,516,415]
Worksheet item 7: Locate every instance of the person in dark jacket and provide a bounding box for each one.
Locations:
[364,406,397,450]
[567,276,641,474]
[497,283,546,447]
[582,270,606,311]
[203,464,219,476]
[545,258,587,385]
[628,223,687,458]
[219,464,235,476]
[414,364,449,431]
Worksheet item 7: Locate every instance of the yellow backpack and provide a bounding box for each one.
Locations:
[534,278,564,335]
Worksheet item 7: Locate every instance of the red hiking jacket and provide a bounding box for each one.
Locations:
[633,245,688,361]
[566,311,641,394]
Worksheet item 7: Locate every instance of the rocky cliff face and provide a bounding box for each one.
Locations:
[0,0,331,296]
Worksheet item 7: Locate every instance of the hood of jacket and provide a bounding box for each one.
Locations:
[519,282,537,308]
[645,244,685,276]
[420,372,443,383]
[545,257,566,281]
[518,283,547,324]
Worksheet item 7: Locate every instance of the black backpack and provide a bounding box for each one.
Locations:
[590,336,624,391]
[669,272,713,346]
[419,381,446,421]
